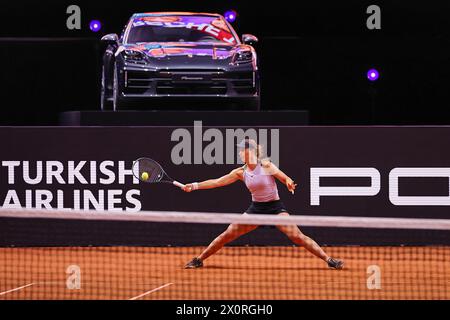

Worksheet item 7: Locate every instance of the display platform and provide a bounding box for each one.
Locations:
[58,110,309,126]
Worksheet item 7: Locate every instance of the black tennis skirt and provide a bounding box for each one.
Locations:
[245,199,288,215]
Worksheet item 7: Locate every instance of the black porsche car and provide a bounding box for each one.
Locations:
[100,12,260,111]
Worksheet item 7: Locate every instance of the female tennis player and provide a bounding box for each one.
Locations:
[183,138,344,270]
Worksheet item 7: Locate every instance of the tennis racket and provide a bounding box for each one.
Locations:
[132,157,185,188]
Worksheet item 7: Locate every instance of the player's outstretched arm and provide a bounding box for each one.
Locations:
[182,168,243,192]
[263,161,298,194]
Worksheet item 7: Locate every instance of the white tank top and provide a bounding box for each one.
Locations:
[243,162,280,202]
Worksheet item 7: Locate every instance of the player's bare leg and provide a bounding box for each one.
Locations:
[276,212,344,269]
[185,223,258,268]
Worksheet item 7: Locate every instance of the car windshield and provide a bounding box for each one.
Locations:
[126,15,237,44]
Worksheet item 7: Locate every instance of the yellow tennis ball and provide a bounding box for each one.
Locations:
[141,172,149,181]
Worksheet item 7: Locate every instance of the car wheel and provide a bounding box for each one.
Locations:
[112,64,123,111]
[100,66,113,111]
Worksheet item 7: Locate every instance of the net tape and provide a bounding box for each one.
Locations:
[0,208,449,230]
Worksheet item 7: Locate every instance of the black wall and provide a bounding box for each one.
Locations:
[1,1,450,125]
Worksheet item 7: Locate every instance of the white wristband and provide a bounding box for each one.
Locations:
[192,182,199,190]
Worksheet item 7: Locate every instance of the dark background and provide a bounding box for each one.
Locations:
[1,0,450,125]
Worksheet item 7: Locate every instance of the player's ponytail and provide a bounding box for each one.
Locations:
[256,143,263,160]
[256,143,272,167]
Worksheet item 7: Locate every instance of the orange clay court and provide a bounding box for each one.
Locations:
[1,246,449,300]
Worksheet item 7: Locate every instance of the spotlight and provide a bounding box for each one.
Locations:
[367,68,380,81]
[89,20,102,32]
[224,10,237,23]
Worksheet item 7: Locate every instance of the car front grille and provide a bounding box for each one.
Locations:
[124,70,155,94]
[124,69,256,95]
[228,71,256,94]
[156,82,227,95]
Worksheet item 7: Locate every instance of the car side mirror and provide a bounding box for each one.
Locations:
[242,34,258,45]
[101,33,119,44]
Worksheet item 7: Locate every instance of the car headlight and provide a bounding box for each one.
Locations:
[232,50,253,64]
[123,50,147,62]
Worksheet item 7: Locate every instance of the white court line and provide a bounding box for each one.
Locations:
[129,283,174,300]
[0,283,35,296]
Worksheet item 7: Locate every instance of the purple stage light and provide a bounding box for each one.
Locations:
[367,68,380,81]
[224,10,237,23]
[89,20,102,32]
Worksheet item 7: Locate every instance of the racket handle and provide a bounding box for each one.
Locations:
[172,180,185,188]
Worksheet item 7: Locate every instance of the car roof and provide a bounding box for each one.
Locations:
[132,12,223,18]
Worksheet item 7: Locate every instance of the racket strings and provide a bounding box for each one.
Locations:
[133,159,166,183]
